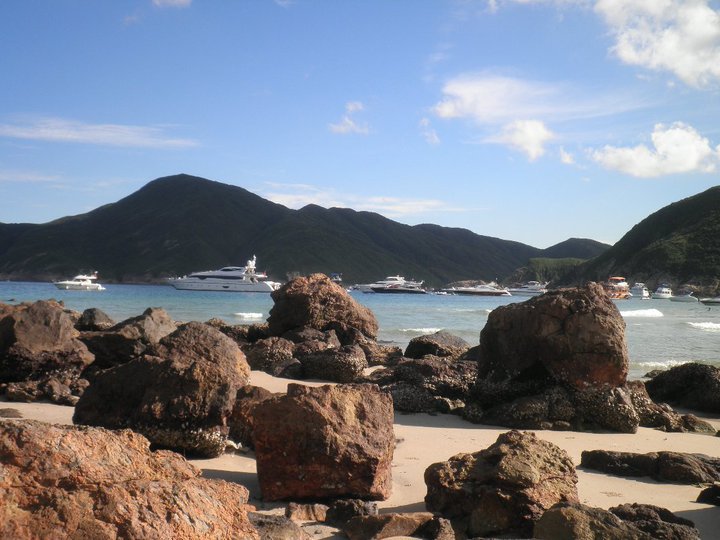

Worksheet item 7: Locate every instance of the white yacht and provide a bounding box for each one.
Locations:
[507,281,548,296]
[440,283,511,296]
[355,275,423,293]
[670,291,699,303]
[53,272,105,291]
[652,284,673,299]
[630,283,650,299]
[168,256,281,292]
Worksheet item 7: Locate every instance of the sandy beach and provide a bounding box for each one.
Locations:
[3,370,719,539]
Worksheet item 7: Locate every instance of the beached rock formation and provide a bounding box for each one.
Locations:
[697,484,720,505]
[581,449,720,484]
[403,330,470,359]
[252,383,394,501]
[534,501,699,539]
[343,512,455,540]
[645,362,720,413]
[228,384,278,448]
[424,430,579,538]
[74,321,249,457]
[75,307,115,331]
[0,419,259,539]
[464,283,651,432]
[0,300,93,405]
[79,306,177,371]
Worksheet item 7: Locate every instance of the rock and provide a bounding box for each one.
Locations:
[325,499,378,527]
[343,512,441,540]
[478,283,628,389]
[74,321,250,457]
[404,331,470,360]
[267,274,378,340]
[424,430,578,538]
[0,419,259,539]
[0,300,94,383]
[581,449,720,484]
[205,317,252,346]
[75,307,115,331]
[300,344,368,383]
[248,512,312,539]
[534,502,653,539]
[610,503,700,539]
[252,383,394,501]
[285,502,329,522]
[228,384,278,448]
[79,307,177,370]
[696,484,720,505]
[645,363,720,414]
[244,336,298,376]
[0,408,22,418]
[572,385,640,433]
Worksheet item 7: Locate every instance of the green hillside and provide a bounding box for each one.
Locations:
[0,174,608,286]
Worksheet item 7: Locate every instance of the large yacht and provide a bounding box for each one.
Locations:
[354,275,424,293]
[168,256,281,292]
[507,281,548,296]
[440,283,511,296]
[53,272,105,291]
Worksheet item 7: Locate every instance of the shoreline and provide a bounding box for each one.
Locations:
[3,370,719,539]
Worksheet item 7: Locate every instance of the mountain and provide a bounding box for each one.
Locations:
[567,185,720,289]
[0,174,608,286]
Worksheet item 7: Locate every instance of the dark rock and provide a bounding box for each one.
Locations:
[0,408,22,418]
[343,512,439,540]
[424,430,578,538]
[267,274,378,339]
[300,344,368,383]
[404,331,470,360]
[244,336,297,375]
[228,384,278,448]
[248,512,312,539]
[74,321,250,457]
[325,499,378,527]
[696,484,720,505]
[645,363,720,413]
[75,307,115,331]
[285,502,329,522]
[534,502,653,539]
[205,317,252,346]
[610,503,700,539]
[0,419,259,539]
[252,383,394,501]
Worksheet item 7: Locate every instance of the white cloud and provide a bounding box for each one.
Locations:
[595,0,720,87]
[591,122,720,177]
[0,117,198,148]
[486,120,555,160]
[559,146,575,164]
[152,0,191,7]
[419,118,440,145]
[0,171,62,183]
[328,102,369,135]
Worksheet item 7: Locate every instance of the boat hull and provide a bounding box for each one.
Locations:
[370,287,426,294]
[54,282,105,291]
[168,279,278,292]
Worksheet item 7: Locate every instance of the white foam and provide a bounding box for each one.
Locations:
[687,322,720,332]
[233,312,264,320]
[400,327,443,334]
[620,309,664,318]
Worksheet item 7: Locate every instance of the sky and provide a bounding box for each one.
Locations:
[1,0,720,249]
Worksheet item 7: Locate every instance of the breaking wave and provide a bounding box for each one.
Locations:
[233,312,264,320]
[687,322,720,332]
[399,327,443,334]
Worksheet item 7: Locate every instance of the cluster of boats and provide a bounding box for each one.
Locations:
[351,276,548,297]
[603,277,720,305]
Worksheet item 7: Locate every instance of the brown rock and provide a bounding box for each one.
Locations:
[253,383,394,501]
[248,512,312,539]
[267,274,378,339]
[0,419,258,539]
[244,336,298,376]
[535,502,653,539]
[404,331,470,360]
[645,362,720,414]
[74,321,250,457]
[285,502,329,522]
[75,307,115,331]
[610,503,700,539]
[424,430,578,538]
[300,344,368,383]
[343,512,440,540]
[228,384,278,448]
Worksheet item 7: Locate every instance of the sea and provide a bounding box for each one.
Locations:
[1,281,718,380]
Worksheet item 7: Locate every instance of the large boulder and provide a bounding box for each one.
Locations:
[645,363,720,413]
[0,419,259,539]
[424,430,578,538]
[404,331,470,360]
[267,274,378,340]
[74,321,250,457]
[300,344,368,383]
[252,383,394,501]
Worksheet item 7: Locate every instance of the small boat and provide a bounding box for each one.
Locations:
[168,255,281,292]
[53,272,105,291]
[700,296,720,306]
[355,275,424,293]
[630,283,650,299]
[652,284,673,299]
[507,281,548,296]
[440,283,511,296]
[603,276,631,299]
[670,291,699,303]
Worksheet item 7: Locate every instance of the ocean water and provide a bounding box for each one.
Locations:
[1,281,718,380]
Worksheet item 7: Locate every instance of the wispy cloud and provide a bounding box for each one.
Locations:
[591,122,720,178]
[152,0,192,8]
[419,117,440,145]
[328,101,369,135]
[0,117,198,148]
[595,0,720,88]
[260,182,465,218]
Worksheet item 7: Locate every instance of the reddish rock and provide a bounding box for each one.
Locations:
[424,430,578,538]
[253,383,394,501]
[285,502,329,522]
[74,321,250,457]
[0,419,259,539]
[344,512,451,540]
[228,384,278,448]
[267,274,378,339]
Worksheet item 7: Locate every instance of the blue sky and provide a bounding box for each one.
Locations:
[1,0,719,248]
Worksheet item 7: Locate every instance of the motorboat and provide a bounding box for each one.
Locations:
[507,281,548,296]
[370,283,427,294]
[168,255,281,292]
[670,291,699,303]
[700,296,720,306]
[602,276,631,299]
[630,283,650,299]
[440,283,511,296]
[355,275,423,293]
[53,272,105,291]
[652,284,673,299]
